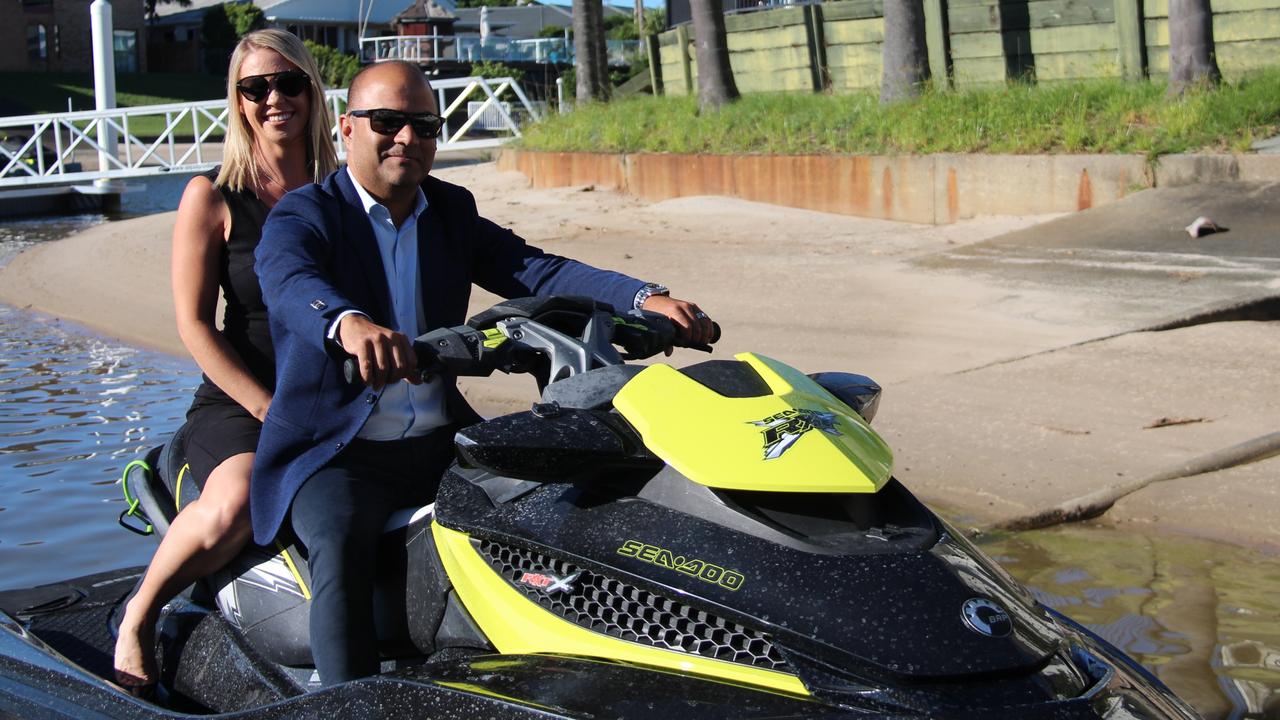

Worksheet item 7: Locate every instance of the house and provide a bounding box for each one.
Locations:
[152,0,396,59]
[392,0,457,37]
[145,0,634,73]
[666,0,776,28]
[2,0,149,73]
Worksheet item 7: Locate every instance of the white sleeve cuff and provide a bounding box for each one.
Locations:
[327,309,369,342]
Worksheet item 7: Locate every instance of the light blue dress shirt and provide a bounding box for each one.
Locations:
[332,167,449,440]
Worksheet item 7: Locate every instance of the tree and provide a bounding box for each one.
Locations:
[201,2,265,50]
[1167,0,1220,95]
[880,0,929,103]
[572,0,609,102]
[145,0,192,24]
[689,0,738,111]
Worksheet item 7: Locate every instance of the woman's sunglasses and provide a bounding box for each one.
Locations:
[348,109,445,140]
[236,70,310,103]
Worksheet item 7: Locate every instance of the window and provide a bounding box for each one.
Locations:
[113,30,137,72]
[53,25,60,58]
[27,24,47,61]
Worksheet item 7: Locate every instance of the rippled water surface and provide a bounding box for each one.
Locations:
[981,527,1280,719]
[0,174,198,587]
[0,304,195,588]
[0,177,1277,718]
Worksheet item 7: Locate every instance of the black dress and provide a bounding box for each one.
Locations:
[182,168,276,487]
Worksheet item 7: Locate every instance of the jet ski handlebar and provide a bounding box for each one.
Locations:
[341,298,718,387]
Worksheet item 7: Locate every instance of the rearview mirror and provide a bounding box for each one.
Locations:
[809,372,881,423]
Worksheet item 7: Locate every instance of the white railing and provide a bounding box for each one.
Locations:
[0,77,541,189]
[361,34,642,67]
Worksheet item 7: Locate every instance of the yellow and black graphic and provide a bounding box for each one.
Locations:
[749,408,842,460]
[617,540,745,591]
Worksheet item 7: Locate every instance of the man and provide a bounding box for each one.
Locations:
[251,61,711,685]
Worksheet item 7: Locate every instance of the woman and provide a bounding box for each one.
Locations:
[113,29,338,691]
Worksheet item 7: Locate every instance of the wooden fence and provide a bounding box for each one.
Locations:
[650,0,1280,95]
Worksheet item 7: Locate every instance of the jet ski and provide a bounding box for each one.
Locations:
[0,296,1201,719]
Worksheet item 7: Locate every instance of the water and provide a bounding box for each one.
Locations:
[0,173,199,588]
[980,527,1280,720]
[0,177,1277,718]
[0,304,194,587]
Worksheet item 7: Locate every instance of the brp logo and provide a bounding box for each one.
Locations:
[961,598,1012,637]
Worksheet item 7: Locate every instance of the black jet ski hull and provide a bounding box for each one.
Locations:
[0,567,878,719]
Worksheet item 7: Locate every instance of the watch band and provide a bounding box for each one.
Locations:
[633,283,669,310]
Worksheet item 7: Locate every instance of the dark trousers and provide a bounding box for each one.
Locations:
[289,430,454,686]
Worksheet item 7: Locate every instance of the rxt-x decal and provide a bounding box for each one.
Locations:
[749,408,842,459]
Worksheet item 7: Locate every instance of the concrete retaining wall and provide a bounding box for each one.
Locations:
[497,150,1280,224]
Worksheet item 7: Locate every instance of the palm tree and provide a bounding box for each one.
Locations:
[1167,0,1220,95]
[690,0,739,111]
[573,0,609,102]
[880,0,929,103]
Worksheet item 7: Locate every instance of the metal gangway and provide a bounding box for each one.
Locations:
[0,76,542,190]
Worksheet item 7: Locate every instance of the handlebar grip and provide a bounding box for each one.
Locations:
[674,321,721,352]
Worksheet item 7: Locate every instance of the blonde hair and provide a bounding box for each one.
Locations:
[216,29,338,192]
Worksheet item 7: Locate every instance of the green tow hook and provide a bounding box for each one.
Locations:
[118,459,154,536]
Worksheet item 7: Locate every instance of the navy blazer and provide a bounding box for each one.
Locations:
[250,168,647,544]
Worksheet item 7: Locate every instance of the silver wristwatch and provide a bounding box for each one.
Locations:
[633,283,669,310]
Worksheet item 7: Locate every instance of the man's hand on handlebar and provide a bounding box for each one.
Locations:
[641,295,715,350]
[337,314,421,390]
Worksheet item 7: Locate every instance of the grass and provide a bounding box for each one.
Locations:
[0,72,229,138]
[517,68,1280,158]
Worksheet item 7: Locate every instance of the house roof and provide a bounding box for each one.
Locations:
[452,5,589,36]
[261,0,402,25]
[153,0,627,31]
[393,0,457,23]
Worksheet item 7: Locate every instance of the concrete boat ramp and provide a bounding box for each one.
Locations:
[890,181,1280,547]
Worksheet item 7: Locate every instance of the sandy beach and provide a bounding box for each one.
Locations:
[2,161,1276,552]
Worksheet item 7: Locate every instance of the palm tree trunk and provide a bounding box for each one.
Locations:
[1167,0,1221,95]
[690,0,738,112]
[880,0,930,103]
[592,0,610,100]
[573,0,608,102]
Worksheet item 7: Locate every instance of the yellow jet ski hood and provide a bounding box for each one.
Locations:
[613,353,894,493]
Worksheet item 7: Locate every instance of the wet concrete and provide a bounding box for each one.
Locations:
[917,181,1280,322]
[891,181,1280,543]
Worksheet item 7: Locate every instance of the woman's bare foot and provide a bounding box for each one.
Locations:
[113,605,157,693]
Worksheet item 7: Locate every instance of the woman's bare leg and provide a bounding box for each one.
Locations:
[113,452,254,688]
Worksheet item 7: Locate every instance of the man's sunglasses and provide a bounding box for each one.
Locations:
[235,70,310,103]
[348,109,444,140]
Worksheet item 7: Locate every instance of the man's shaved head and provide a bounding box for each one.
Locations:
[347,61,432,110]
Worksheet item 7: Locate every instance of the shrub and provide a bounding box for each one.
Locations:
[303,40,360,89]
[471,60,524,85]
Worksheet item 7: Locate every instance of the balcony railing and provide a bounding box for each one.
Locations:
[361,35,642,67]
